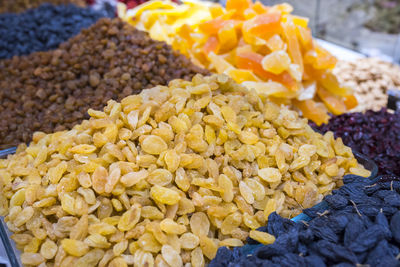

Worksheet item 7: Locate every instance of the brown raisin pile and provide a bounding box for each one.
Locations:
[0,18,209,149]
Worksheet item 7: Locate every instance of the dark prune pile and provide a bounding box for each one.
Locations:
[210,174,400,266]
[0,3,113,59]
[0,18,209,149]
[311,109,400,176]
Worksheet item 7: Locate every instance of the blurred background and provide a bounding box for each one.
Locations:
[263,0,400,63]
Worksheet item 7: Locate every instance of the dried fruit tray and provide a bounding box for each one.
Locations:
[0,149,378,266]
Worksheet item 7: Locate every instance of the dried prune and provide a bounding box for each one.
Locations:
[348,225,386,253]
[390,211,400,243]
[325,194,348,210]
[312,240,357,263]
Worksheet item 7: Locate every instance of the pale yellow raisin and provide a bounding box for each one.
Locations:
[141,135,168,155]
[190,212,210,237]
[249,230,276,245]
[150,185,181,205]
[61,239,89,257]
[161,245,183,267]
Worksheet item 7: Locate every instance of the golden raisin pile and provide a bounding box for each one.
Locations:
[0,74,369,266]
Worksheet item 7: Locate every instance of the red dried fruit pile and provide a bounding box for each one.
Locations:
[311,109,400,176]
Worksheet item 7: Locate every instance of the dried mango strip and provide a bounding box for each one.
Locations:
[118,0,357,125]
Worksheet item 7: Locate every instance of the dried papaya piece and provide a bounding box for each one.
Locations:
[252,1,269,14]
[236,51,297,90]
[317,86,347,115]
[218,22,238,53]
[209,4,224,18]
[297,26,313,50]
[344,94,358,110]
[226,0,252,18]
[293,99,330,125]
[307,44,337,70]
[282,18,304,74]
[243,81,297,98]
[203,36,219,56]
[208,52,234,73]
[225,68,261,83]
[319,72,351,96]
[244,13,282,40]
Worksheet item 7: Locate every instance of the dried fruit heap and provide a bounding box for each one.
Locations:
[0,74,368,266]
[118,0,358,125]
[311,109,400,176]
[211,175,400,266]
[0,3,112,59]
[0,17,207,149]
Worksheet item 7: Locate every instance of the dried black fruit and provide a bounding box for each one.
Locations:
[348,225,386,253]
[375,211,392,239]
[312,240,357,263]
[325,194,348,209]
[0,4,111,59]
[390,211,400,244]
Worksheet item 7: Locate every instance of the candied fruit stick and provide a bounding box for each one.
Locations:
[208,52,234,73]
[198,18,230,35]
[316,86,347,115]
[343,94,358,110]
[203,36,219,56]
[236,51,298,90]
[225,68,261,83]
[305,43,337,70]
[243,12,282,41]
[297,26,313,50]
[252,1,269,14]
[218,22,238,53]
[242,81,297,98]
[282,17,304,75]
[270,3,293,14]
[291,15,309,28]
[209,4,224,18]
[319,71,352,97]
[226,0,252,19]
[293,99,330,126]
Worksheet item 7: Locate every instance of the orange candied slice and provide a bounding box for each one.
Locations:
[319,71,351,96]
[261,50,291,74]
[244,12,282,40]
[316,86,347,115]
[344,94,358,110]
[203,36,219,55]
[293,99,330,125]
[282,18,303,74]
